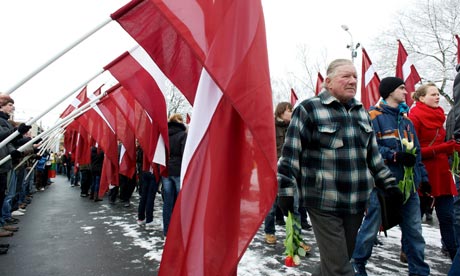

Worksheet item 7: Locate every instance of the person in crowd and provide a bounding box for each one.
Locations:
[35,153,48,192]
[409,82,459,260]
[161,113,187,237]
[277,59,400,275]
[352,77,430,275]
[447,64,460,276]
[90,146,104,202]
[0,94,31,252]
[79,161,92,197]
[136,145,160,231]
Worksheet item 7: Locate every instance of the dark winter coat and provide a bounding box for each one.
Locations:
[91,147,104,176]
[0,111,16,173]
[167,121,187,176]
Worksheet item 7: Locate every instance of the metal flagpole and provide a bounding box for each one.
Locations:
[0,69,104,150]
[6,18,112,94]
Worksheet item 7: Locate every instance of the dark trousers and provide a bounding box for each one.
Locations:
[137,172,159,223]
[80,169,92,195]
[119,174,136,202]
[0,173,7,221]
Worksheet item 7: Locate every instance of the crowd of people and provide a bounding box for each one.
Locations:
[274,59,460,275]
[2,59,460,275]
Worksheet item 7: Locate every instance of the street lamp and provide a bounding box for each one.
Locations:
[341,25,360,63]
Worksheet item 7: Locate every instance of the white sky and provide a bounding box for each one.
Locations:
[0,0,412,128]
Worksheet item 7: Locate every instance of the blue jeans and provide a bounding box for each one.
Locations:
[138,172,159,223]
[400,192,430,275]
[353,188,381,265]
[91,175,100,197]
[435,195,457,259]
[2,170,17,220]
[449,248,460,275]
[264,188,301,235]
[161,176,180,236]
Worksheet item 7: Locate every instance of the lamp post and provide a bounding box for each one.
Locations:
[341,25,360,63]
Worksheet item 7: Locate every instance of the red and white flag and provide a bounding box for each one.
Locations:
[60,86,87,119]
[361,48,381,110]
[455,34,460,64]
[290,88,298,106]
[315,72,324,96]
[396,40,421,106]
[104,48,169,176]
[112,1,278,275]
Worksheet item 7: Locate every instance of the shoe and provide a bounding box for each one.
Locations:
[70,184,75,187]
[0,247,7,254]
[137,219,146,226]
[374,237,383,246]
[275,219,286,226]
[11,210,25,216]
[39,188,45,191]
[264,234,276,244]
[123,201,131,207]
[2,225,19,232]
[80,194,88,197]
[352,261,368,276]
[145,222,155,230]
[18,208,26,212]
[94,198,102,202]
[301,221,312,231]
[0,243,9,248]
[0,229,13,237]
[425,213,433,221]
[4,218,19,224]
[400,251,408,263]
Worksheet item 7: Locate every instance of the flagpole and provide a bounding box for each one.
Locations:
[6,18,112,94]
[0,69,105,150]
[0,94,102,166]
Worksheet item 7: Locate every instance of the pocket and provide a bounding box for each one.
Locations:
[317,123,343,149]
[357,121,373,146]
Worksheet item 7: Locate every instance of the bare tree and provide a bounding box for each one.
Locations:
[165,80,192,119]
[369,0,460,107]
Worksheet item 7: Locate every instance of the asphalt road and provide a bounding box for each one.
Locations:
[0,174,454,276]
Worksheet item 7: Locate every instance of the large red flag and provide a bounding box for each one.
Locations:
[361,48,381,110]
[396,40,421,106]
[60,86,88,118]
[315,72,324,96]
[456,34,460,64]
[290,88,298,106]
[113,1,277,275]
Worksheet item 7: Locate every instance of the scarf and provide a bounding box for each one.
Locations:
[409,102,445,129]
[380,99,410,115]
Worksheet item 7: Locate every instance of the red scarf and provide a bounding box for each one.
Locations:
[409,102,445,129]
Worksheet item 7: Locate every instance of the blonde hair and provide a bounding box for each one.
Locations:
[412,82,437,102]
[168,113,184,123]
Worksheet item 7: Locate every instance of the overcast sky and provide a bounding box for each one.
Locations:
[0,0,413,128]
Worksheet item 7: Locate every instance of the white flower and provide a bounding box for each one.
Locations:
[402,138,414,151]
[293,255,301,265]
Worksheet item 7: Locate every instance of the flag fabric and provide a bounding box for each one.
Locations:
[186,113,191,125]
[315,72,324,96]
[290,88,298,106]
[60,86,88,118]
[361,48,381,110]
[396,40,421,106]
[456,34,460,64]
[104,49,169,176]
[113,1,278,275]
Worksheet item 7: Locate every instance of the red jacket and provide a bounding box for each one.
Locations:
[409,102,457,197]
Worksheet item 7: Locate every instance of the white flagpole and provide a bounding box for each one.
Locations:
[6,18,112,94]
[0,69,105,150]
[0,92,104,166]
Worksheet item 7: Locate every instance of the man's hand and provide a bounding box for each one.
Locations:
[278,196,294,217]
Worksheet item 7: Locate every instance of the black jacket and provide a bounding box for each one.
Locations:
[167,121,187,176]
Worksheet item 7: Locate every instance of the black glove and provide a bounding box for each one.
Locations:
[34,138,43,144]
[386,186,404,206]
[34,155,42,160]
[277,196,294,217]
[10,150,22,160]
[395,152,416,167]
[420,181,432,195]
[17,123,31,135]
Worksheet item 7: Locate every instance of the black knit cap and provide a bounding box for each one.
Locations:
[379,77,405,99]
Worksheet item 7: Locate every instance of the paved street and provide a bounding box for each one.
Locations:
[0,174,453,275]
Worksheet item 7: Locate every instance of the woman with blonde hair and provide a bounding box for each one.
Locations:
[409,82,459,260]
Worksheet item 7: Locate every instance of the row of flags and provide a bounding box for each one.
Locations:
[56,0,277,275]
[292,38,460,109]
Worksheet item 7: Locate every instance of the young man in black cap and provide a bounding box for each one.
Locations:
[352,77,430,276]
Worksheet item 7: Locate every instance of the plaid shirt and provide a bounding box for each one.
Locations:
[277,91,395,214]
